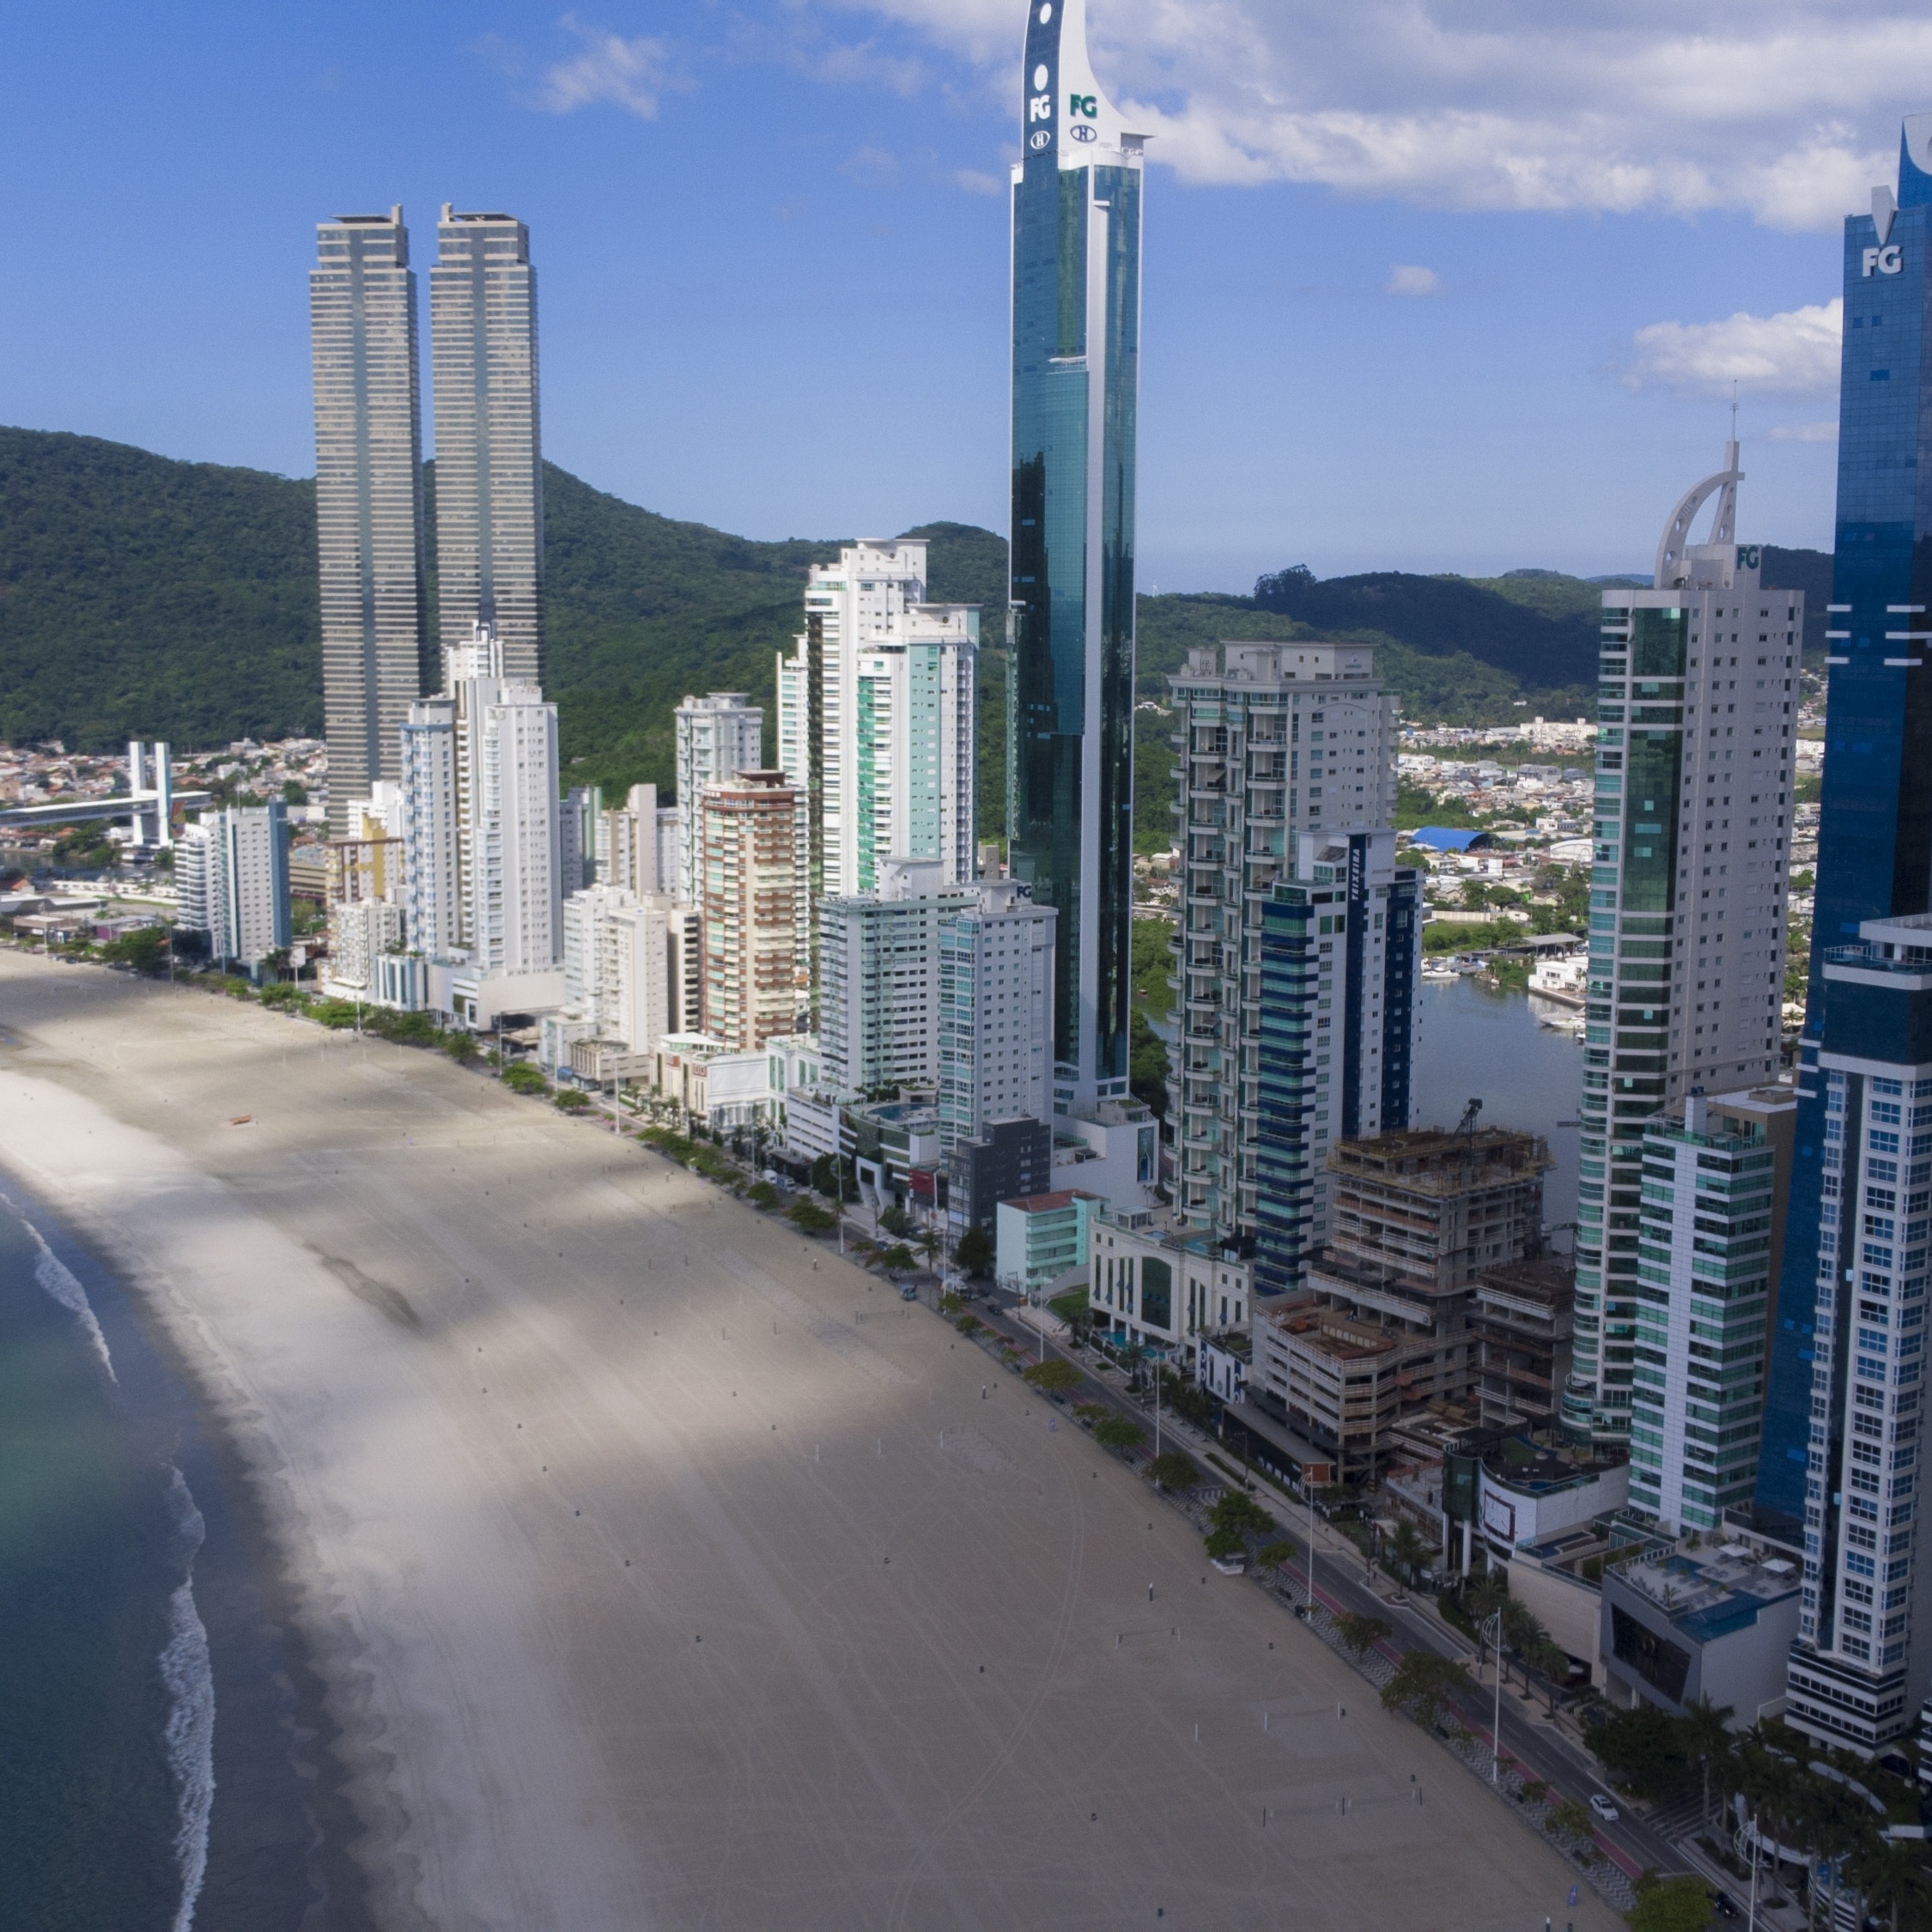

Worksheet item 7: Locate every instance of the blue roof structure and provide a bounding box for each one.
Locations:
[1405,827,1493,854]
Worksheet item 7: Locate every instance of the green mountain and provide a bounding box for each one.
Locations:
[0,425,1832,831]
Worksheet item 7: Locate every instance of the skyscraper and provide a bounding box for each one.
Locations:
[1167,642,1402,1248]
[1008,0,1144,1112]
[432,208,543,687]
[1757,117,1932,1753]
[699,770,809,1054]
[311,208,428,835]
[1252,829,1422,1297]
[1566,449,1801,1444]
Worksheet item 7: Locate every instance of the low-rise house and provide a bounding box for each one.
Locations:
[996,1190,1102,1297]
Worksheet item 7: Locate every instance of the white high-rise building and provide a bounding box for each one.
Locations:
[776,540,978,902]
[399,696,460,959]
[1568,444,1801,1444]
[937,881,1057,1153]
[674,694,762,906]
[598,783,671,898]
[392,623,560,1009]
[560,884,701,1058]
[176,802,291,975]
[817,860,972,1097]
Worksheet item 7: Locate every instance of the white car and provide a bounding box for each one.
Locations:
[1588,1793,1619,1823]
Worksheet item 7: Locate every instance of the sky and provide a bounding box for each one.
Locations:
[0,0,1923,589]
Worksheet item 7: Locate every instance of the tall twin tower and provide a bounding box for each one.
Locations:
[311,204,543,833]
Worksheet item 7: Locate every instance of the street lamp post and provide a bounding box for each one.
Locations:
[1481,1611,1503,1784]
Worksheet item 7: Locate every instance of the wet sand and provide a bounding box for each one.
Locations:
[0,952,1620,1930]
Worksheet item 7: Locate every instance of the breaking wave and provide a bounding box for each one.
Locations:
[161,1467,215,1932]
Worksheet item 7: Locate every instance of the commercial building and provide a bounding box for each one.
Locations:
[996,1190,1103,1297]
[556,884,701,1066]
[175,802,291,975]
[1008,0,1144,1114]
[430,207,543,688]
[674,694,762,908]
[311,208,428,833]
[1252,1126,1552,1482]
[945,1116,1053,1236]
[1601,1536,1802,1726]
[1570,448,1801,1444]
[1087,1209,1253,1365]
[1170,643,1402,1246]
[776,541,978,902]
[1628,1086,1795,1534]
[1252,829,1422,1295]
[698,769,807,1054]
[937,880,1057,1152]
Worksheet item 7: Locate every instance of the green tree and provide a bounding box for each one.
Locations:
[1387,1518,1431,1584]
[101,926,168,974]
[788,1200,836,1234]
[1048,1286,1092,1348]
[1129,1009,1170,1118]
[1334,1613,1391,1661]
[554,1090,592,1111]
[1091,1414,1145,1452]
[746,1181,780,1210]
[1255,1538,1297,1571]
[1849,1832,1932,1931]
[1145,1450,1200,1491]
[502,1061,547,1096]
[1022,1357,1079,1393]
[1677,1695,1735,1833]
[878,1202,914,1238]
[1378,1650,1466,1728]
[810,1152,840,1196]
[954,1224,994,1278]
[1628,1873,1709,1932]
[1204,1527,1246,1562]
[1588,1703,1694,1802]
[1209,1489,1273,1541]
[878,1243,915,1274]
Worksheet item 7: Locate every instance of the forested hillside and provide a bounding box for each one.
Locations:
[0,424,1831,835]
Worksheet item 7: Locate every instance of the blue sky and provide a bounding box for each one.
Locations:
[0,0,1917,587]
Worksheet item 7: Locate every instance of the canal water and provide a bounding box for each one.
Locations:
[1413,976,1583,1231]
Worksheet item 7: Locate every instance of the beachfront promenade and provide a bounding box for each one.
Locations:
[0,952,1619,1930]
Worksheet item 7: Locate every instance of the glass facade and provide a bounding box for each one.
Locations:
[1760,126,1932,1531]
[1008,0,1142,1106]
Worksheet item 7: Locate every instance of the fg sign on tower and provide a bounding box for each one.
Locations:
[1865,246,1904,276]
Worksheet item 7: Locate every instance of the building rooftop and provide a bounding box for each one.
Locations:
[1004,1189,1103,1214]
[1329,1126,1553,1192]
[1610,1540,1801,1643]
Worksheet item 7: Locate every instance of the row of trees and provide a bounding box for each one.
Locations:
[1589,1698,1932,1929]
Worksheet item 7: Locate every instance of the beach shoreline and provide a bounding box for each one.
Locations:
[0,951,1624,1931]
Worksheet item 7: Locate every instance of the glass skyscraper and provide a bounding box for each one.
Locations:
[1758,116,1932,1753]
[1007,0,1144,1111]
[311,207,428,835]
[432,208,544,690]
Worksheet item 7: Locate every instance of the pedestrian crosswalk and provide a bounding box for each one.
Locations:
[1641,1791,1709,1845]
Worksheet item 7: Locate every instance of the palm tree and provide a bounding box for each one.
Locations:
[1850,1831,1932,1931]
[1678,1694,1736,1834]
[1736,1738,1802,1910]
[1465,1569,1507,1671]
[1388,1519,1429,1585]
[1807,1780,1880,1932]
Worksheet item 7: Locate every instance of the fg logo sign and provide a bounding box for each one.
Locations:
[1068,94,1097,118]
[1864,245,1903,276]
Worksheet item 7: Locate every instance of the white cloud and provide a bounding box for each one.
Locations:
[1765,419,1839,441]
[1625,299,1843,395]
[1385,264,1438,296]
[953,167,1005,197]
[829,0,1927,229]
[538,15,671,118]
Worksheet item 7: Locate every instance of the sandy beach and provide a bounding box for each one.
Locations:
[0,950,1620,1930]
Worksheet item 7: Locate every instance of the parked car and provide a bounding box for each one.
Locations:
[1708,1892,1739,1920]
[899,1282,918,1302]
[1588,1793,1619,1823]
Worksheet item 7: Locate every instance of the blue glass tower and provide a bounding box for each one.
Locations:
[1757,117,1932,1752]
[1007,0,1144,1111]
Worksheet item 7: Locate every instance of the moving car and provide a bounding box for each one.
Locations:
[1588,1793,1619,1823]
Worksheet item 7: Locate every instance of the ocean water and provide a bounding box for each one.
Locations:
[0,1183,325,1931]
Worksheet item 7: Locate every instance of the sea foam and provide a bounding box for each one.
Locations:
[161,1467,215,1932]
[11,1197,118,1382]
